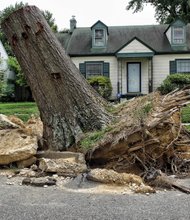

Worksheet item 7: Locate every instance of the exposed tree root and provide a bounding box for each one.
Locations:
[86,88,190,179]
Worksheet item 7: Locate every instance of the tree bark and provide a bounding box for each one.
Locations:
[2,6,111,150]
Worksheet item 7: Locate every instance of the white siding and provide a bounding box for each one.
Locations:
[120,58,149,95]
[118,39,152,53]
[71,56,118,98]
[0,40,15,81]
[0,40,9,76]
[153,54,190,90]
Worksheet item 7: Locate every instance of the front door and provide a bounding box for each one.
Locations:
[127,63,141,93]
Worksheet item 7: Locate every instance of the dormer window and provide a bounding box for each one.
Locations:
[165,19,186,49]
[173,26,185,44]
[94,29,105,46]
[91,20,109,48]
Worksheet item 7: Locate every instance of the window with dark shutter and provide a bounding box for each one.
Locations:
[79,61,110,78]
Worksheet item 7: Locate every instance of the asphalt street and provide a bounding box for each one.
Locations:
[0,176,190,220]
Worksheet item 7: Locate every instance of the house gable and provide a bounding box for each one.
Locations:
[116,37,154,58]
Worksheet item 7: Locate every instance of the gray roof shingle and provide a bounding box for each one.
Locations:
[57,23,190,56]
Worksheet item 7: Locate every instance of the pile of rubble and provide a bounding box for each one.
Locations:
[0,87,190,194]
[0,114,156,193]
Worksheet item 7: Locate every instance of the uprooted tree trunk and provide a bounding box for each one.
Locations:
[2,6,111,150]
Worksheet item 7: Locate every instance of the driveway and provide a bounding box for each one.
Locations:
[0,175,190,220]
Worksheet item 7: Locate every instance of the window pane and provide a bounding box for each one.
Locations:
[86,63,103,78]
[177,60,190,73]
[94,29,105,46]
[95,38,104,46]
[173,27,184,44]
[95,29,104,38]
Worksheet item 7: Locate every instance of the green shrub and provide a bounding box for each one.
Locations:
[158,74,190,94]
[8,56,27,87]
[0,83,15,102]
[87,76,112,100]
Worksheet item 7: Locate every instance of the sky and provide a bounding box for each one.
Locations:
[0,0,157,30]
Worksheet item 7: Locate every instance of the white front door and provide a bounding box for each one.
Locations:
[127,63,141,93]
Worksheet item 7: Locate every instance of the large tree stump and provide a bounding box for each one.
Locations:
[2,6,111,150]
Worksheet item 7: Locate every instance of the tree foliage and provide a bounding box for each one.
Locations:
[42,10,58,32]
[126,0,190,24]
[8,56,27,87]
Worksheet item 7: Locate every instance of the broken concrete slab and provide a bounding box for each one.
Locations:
[36,151,86,164]
[0,129,38,165]
[39,156,87,175]
[86,168,143,185]
[0,114,19,129]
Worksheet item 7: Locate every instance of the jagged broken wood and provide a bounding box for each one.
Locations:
[1,6,111,151]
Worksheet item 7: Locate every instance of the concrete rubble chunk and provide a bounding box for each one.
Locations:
[86,168,156,193]
[0,114,19,129]
[86,168,143,185]
[22,177,56,187]
[18,168,37,177]
[0,129,38,165]
[38,151,87,175]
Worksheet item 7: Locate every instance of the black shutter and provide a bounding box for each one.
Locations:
[103,62,110,77]
[79,63,86,78]
[170,61,176,74]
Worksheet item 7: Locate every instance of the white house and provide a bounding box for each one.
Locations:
[57,18,190,99]
[0,40,15,84]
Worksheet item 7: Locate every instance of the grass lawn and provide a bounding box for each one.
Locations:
[0,102,39,122]
[0,101,189,124]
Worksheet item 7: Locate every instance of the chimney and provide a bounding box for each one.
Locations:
[70,15,77,33]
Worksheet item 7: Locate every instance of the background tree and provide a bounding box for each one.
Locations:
[8,56,27,87]
[126,0,190,24]
[42,10,58,32]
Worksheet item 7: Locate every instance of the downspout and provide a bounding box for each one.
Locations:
[148,57,153,93]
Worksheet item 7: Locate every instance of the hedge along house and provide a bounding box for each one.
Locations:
[57,18,190,99]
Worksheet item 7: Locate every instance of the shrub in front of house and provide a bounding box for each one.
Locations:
[87,76,112,100]
[158,73,190,95]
